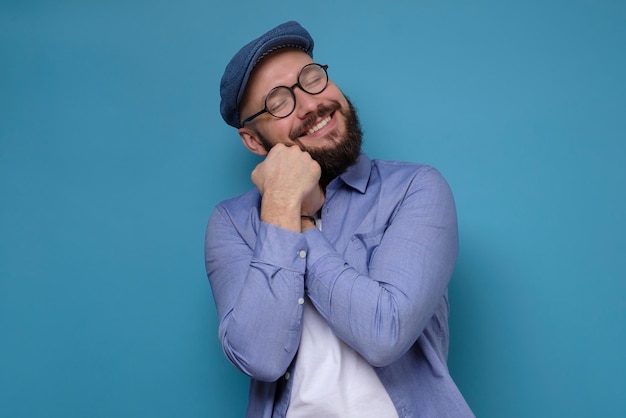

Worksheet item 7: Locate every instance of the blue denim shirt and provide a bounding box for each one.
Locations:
[205,154,473,417]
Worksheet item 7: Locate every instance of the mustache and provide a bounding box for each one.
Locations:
[289,102,341,141]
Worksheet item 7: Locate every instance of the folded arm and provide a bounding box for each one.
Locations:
[304,168,458,366]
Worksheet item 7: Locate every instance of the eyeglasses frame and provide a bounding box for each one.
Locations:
[239,63,329,128]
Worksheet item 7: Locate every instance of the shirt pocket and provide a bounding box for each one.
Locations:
[346,225,387,275]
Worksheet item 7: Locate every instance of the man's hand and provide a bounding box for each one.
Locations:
[251,144,324,231]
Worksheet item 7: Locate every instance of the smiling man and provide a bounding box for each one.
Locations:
[205,21,474,418]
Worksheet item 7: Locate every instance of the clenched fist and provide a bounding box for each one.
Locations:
[252,144,325,231]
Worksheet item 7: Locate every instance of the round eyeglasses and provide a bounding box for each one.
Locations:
[240,63,329,127]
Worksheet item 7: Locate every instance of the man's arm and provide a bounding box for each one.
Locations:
[205,144,323,382]
[205,208,308,382]
[303,167,458,367]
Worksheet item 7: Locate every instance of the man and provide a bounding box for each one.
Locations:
[205,20,473,417]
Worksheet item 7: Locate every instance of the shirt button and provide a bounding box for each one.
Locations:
[298,250,307,259]
[297,298,305,305]
[284,372,290,380]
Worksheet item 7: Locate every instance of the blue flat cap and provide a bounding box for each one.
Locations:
[220,21,315,128]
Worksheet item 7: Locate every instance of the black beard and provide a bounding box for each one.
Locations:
[257,97,363,187]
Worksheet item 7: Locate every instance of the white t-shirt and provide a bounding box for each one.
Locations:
[285,298,398,417]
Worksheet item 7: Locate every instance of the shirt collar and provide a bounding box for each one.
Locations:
[331,153,371,194]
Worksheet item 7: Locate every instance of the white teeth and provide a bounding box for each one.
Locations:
[307,115,331,135]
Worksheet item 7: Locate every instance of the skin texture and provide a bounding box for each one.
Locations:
[237,49,354,233]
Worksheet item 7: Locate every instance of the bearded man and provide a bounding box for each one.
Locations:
[204,20,474,418]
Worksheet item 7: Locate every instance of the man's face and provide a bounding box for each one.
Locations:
[238,49,362,184]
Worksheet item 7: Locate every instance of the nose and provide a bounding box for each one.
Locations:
[293,87,320,119]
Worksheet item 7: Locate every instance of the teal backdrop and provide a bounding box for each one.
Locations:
[1,1,625,417]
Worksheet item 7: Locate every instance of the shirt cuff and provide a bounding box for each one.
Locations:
[302,227,336,270]
[253,222,308,273]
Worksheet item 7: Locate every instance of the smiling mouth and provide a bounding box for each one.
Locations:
[306,114,332,135]
[292,104,340,140]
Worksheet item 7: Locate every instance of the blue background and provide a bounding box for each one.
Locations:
[1,1,625,417]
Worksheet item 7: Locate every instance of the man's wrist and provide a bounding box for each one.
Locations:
[259,195,302,231]
[300,215,316,225]
[300,215,317,231]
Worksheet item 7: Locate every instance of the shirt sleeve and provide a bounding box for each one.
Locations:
[205,207,308,382]
[303,167,459,367]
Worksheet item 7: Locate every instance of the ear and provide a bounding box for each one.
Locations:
[238,127,268,156]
